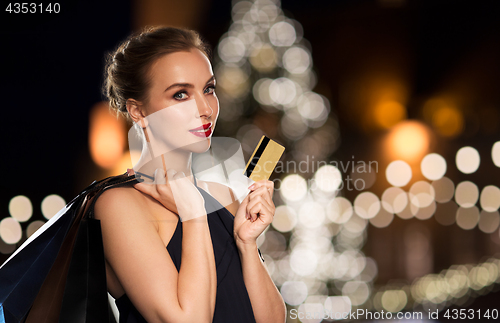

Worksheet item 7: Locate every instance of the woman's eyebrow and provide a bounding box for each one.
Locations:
[164,82,193,92]
[164,76,215,92]
[206,76,215,84]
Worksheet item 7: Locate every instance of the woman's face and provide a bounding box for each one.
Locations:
[141,48,219,155]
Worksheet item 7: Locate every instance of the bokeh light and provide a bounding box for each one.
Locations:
[297,303,325,323]
[324,296,352,319]
[381,290,407,312]
[89,102,126,169]
[280,110,309,140]
[298,201,326,229]
[342,281,370,306]
[218,36,246,63]
[492,141,500,167]
[478,211,500,234]
[432,177,455,203]
[272,205,298,232]
[395,199,414,220]
[456,206,480,230]
[313,165,342,193]
[253,78,274,106]
[215,63,250,99]
[386,121,430,161]
[409,181,435,208]
[414,200,436,220]
[281,281,308,305]
[432,106,464,137]
[283,46,311,74]
[290,248,318,276]
[279,174,308,202]
[8,195,33,222]
[249,44,277,72]
[354,192,380,219]
[326,197,353,224]
[269,21,296,47]
[381,187,408,214]
[480,185,500,212]
[0,217,22,244]
[26,220,45,238]
[456,146,480,174]
[455,181,479,208]
[374,101,406,129]
[269,77,297,106]
[386,160,412,187]
[369,208,394,228]
[421,153,447,181]
[41,194,66,220]
[297,92,328,123]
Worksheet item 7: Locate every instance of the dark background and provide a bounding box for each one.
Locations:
[1,0,500,319]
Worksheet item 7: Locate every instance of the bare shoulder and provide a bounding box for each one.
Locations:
[94,186,147,221]
[94,184,179,245]
[202,181,241,217]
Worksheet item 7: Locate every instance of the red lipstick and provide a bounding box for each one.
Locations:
[189,123,212,137]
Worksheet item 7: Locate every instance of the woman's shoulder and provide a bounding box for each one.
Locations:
[93,184,145,219]
[93,179,178,231]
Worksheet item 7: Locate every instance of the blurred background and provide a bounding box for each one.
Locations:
[1,0,500,321]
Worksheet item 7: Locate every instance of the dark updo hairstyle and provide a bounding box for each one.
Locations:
[104,26,211,119]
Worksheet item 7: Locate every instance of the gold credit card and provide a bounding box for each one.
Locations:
[243,135,285,181]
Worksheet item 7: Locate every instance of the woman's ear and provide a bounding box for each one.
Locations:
[126,99,148,128]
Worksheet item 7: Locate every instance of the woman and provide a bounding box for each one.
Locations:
[95,26,286,323]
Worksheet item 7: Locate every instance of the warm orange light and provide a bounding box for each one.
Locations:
[386,120,430,162]
[422,98,464,138]
[374,100,407,129]
[89,102,126,169]
[109,150,142,176]
[432,106,463,137]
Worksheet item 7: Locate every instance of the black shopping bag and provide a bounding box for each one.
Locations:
[58,217,110,323]
[0,195,83,323]
[0,173,135,323]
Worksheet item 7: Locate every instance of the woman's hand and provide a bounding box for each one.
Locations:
[133,168,206,220]
[234,180,275,246]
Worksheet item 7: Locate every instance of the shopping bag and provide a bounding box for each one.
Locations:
[0,173,135,323]
[23,195,91,323]
[58,217,110,323]
[0,195,83,323]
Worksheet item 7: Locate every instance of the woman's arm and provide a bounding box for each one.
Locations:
[95,184,216,323]
[228,181,286,323]
[237,240,286,323]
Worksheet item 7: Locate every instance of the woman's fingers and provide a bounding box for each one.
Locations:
[133,181,155,197]
[247,195,273,221]
[154,168,167,185]
[246,188,275,223]
[248,180,274,198]
[248,186,273,206]
[245,180,276,222]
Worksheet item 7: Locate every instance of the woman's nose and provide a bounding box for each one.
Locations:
[195,94,213,118]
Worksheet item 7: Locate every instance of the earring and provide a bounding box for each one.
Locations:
[140,117,148,129]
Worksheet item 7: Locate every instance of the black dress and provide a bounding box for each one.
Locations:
[113,175,257,323]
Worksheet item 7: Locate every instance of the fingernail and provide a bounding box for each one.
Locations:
[248,184,255,190]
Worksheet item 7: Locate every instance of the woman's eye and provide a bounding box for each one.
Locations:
[205,86,216,94]
[174,91,188,100]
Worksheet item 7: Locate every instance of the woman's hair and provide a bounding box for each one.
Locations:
[104,26,211,119]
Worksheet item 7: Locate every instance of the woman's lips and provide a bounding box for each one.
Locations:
[189,123,212,137]
[189,123,211,132]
